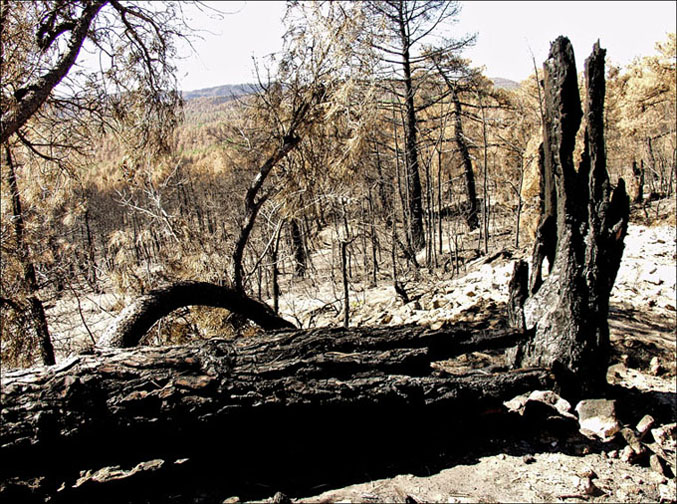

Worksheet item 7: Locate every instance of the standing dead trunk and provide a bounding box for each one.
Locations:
[632,159,644,204]
[289,218,306,278]
[271,226,283,314]
[3,145,55,365]
[399,28,425,251]
[450,86,479,231]
[83,207,100,292]
[528,143,557,293]
[509,38,629,397]
[341,240,350,328]
[232,134,301,294]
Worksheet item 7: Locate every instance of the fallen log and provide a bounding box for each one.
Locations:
[1,322,552,503]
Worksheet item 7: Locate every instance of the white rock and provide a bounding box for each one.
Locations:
[575,399,621,442]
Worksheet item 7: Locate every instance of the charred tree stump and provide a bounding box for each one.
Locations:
[1,322,551,502]
[508,38,629,397]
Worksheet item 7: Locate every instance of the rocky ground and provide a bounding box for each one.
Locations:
[43,198,675,503]
[270,199,676,504]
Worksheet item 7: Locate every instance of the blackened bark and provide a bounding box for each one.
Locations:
[3,146,55,365]
[289,218,306,278]
[529,143,557,293]
[1,322,547,502]
[341,240,350,328]
[399,18,425,251]
[83,207,99,291]
[232,134,301,293]
[507,260,529,331]
[451,87,480,231]
[511,38,629,397]
[632,160,644,203]
[97,281,295,348]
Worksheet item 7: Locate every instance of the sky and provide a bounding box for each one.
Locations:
[175,1,677,92]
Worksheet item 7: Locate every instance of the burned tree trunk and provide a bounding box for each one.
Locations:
[231,134,301,293]
[1,322,550,502]
[4,145,56,366]
[289,218,307,278]
[97,281,295,348]
[451,86,480,231]
[509,38,629,397]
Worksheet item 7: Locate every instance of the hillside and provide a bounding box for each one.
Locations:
[181,83,257,101]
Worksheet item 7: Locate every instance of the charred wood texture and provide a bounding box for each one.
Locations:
[1,323,550,502]
[97,281,295,348]
[451,86,480,231]
[510,38,630,396]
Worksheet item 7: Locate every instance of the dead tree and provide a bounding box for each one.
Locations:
[1,322,550,503]
[509,38,629,397]
[231,133,301,293]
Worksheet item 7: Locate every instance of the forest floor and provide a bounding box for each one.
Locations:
[44,197,676,503]
[287,198,676,504]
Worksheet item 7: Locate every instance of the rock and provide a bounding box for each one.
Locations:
[223,497,241,504]
[650,356,662,375]
[579,469,597,479]
[504,390,576,419]
[620,427,646,456]
[272,491,291,504]
[650,454,667,476]
[428,320,445,331]
[659,482,676,502]
[608,449,619,459]
[620,445,637,463]
[637,415,656,437]
[652,423,677,451]
[576,476,601,496]
[523,454,536,464]
[575,399,621,442]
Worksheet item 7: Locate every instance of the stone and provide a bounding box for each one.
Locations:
[272,491,291,504]
[636,414,656,437]
[576,476,600,496]
[428,320,445,331]
[659,483,676,502]
[650,454,667,476]
[649,356,662,375]
[575,399,621,442]
[504,390,575,419]
[620,445,637,463]
[223,497,241,504]
[652,423,677,451]
[523,454,536,464]
[621,427,646,455]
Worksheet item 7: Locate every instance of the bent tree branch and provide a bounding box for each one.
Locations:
[97,281,295,348]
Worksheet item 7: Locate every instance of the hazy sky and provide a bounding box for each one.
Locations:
[176,1,676,92]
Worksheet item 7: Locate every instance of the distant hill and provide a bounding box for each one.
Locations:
[489,77,520,90]
[182,77,520,103]
[182,83,257,102]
